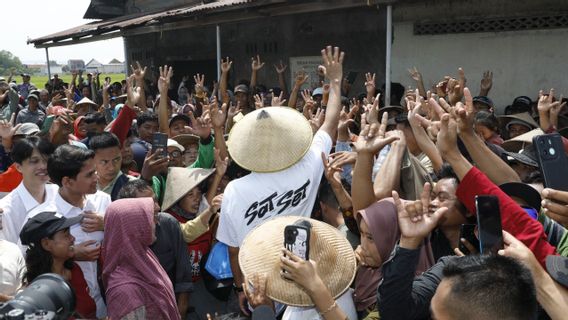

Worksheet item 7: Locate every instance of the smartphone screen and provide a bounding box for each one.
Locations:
[475,195,503,255]
[151,132,168,159]
[458,224,480,255]
[533,133,568,191]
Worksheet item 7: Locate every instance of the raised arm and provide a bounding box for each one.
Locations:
[131,61,148,113]
[373,130,405,200]
[274,60,288,97]
[157,65,173,135]
[455,88,520,184]
[318,46,344,138]
[219,58,232,105]
[250,55,264,89]
[479,70,493,97]
[408,67,427,98]
[287,71,309,109]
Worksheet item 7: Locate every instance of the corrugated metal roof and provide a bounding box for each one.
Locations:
[28,0,253,46]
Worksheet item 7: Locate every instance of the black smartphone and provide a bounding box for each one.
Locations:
[346,71,358,85]
[475,195,504,255]
[458,224,480,255]
[151,132,168,159]
[283,220,311,261]
[533,133,568,191]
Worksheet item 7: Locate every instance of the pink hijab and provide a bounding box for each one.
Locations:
[354,198,435,311]
[102,198,180,320]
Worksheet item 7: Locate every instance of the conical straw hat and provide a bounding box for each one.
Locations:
[501,128,544,152]
[76,97,98,106]
[227,107,313,173]
[239,216,356,307]
[161,167,215,212]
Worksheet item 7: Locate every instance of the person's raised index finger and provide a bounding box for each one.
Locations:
[378,112,388,138]
[463,87,474,113]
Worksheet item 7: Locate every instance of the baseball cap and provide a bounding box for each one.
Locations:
[167,139,185,152]
[499,182,542,212]
[20,73,30,77]
[472,96,494,110]
[20,212,83,246]
[169,114,191,127]
[312,87,324,97]
[27,93,39,101]
[546,255,568,288]
[14,123,40,136]
[234,84,249,94]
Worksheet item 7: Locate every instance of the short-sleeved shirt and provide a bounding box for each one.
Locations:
[217,130,333,247]
[15,108,45,127]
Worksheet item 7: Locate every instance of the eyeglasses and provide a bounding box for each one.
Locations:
[169,150,182,158]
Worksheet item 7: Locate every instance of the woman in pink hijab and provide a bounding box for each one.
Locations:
[102,198,180,320]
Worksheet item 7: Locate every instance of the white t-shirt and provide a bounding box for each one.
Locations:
[283,289,357,320]
[0,182,59,253]
[217,130,333,247]
[0,240,25,296]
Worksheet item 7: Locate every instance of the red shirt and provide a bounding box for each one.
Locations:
[0,164,22,192]
[70,263,97,319]
[456,166,557,269]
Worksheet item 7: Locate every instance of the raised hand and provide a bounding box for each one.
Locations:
[227,101,242,119]
[309,108,325,133]
[321,152,343,187]
[0,114,17,139]
[194,73,205,95]
[253,94,264,109]
[408,66,422,82]
[274,60,287,74]
[319,46,345,84]
[158,65,173,95]
[220,57,233,73]
[338,106,356,133]
[130,61,147,86]
[436,112,459,160]
[187,111,212,140]
[353,112,399,155]
[454,87,476,136]
[447,68,466,105]
[538,89,565,114]
[365,93,381,125]
[294,70,309,87]
[210,98,228,129]
[393,184,447,249]
[365,72,376,94]
[125,75,141,107]
[271,91,287,106]
[251,55,265,71]
[480,70,493,94]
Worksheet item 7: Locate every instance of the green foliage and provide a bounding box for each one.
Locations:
[0,50,30,75]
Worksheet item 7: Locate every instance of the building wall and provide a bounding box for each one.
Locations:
[390,0,568,112]
[125,7,387,97]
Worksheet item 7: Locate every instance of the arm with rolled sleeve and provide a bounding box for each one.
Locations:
[455,166,557,268]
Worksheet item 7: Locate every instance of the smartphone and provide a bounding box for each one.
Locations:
[458,224,480,255]
[151,132,168,159]
[346,71,358,85]
[283,220,311,261]
[475,195,504,255]
[533,133,568,191]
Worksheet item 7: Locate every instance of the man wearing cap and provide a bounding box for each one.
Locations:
[167,139,185,168]
[472,95,494,113]
[15,93,45,127]
[216,46,345,315]
[17,74,35,99]
[0,123,42,193]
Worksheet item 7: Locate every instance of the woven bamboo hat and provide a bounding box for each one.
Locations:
[239,216,356,307]
[501,128,544,152]
[161,167,215,212]
[76,97,98,107]
[227,107,313,173]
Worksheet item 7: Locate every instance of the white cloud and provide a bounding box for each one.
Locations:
[9,0,124,65]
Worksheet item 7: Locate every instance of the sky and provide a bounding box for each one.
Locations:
[8,0,124,65]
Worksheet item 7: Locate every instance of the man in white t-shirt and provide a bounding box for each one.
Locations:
[217,46,345,315]
[43,144,110,318]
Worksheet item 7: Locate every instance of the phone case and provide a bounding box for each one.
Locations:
[533,133,568,191]
[284,225,310,260]
[475,195,504,255]
[151,133,168,158]
[458,224,480,255]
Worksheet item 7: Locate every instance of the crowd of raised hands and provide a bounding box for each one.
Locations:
[3,42,568,320]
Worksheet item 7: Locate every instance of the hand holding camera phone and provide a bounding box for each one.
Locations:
[458,224,480,255]
[475,195,504,255]
[283,220,312,262]
[533,133,568,191]
[151,132,168,159]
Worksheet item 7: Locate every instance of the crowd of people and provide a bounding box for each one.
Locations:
[1,43,568,320]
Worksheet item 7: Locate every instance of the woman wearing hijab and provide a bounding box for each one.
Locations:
[102,198,180,320]
[73,116,87,140]
[354,199,435,319]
